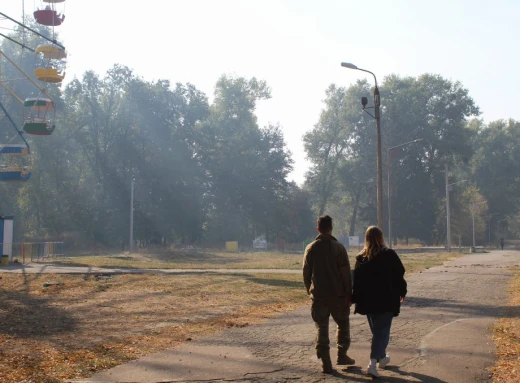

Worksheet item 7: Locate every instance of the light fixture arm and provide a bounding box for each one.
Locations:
[363,109,376,119]
[341,61,383,229]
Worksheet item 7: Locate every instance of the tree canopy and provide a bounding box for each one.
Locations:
[0,31,313,248]
[0,26,519,249]
[304,74,519,245]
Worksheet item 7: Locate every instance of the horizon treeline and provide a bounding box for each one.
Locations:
[0,27,519,249]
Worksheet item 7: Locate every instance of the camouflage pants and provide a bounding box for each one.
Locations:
[311,298,351,358]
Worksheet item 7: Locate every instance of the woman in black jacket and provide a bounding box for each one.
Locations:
[352,226,407,378]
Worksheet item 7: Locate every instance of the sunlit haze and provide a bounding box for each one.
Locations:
[2,0,519,184]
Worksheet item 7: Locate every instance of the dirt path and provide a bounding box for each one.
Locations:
[0,263,301,274]
[71,249,520,383]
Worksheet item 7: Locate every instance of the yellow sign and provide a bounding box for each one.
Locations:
[225,241,239,252]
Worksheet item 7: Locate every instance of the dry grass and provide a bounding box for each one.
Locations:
[0,272,307,383]
[491,267,520,382]
[52,249,461,274]
[53,251,303,270]
[0,250,463,382]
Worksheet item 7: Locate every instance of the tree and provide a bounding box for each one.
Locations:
[196,75,292,244]
[380,74,480,244]
[304,81,374,223]
[448,185,488,246]
[305,74,480,244]
[471,119,520,242]
[276,182,315,244]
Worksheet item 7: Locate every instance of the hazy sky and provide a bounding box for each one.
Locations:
[1,0,519,184]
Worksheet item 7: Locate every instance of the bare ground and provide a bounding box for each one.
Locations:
[0,273,306,383]
[0,250,463,382]
[51,250,459,273]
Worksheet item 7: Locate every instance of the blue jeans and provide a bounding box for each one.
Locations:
[367,312,394,360]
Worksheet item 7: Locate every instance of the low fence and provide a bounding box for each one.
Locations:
[1,242,65,263]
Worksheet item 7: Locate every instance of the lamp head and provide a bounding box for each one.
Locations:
[341,62,358,70]
[361,96,368,108]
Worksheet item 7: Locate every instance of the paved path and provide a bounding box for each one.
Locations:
[0,263,300,275]
[6,250,519,383]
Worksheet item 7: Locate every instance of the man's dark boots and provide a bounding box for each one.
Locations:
[317,349,333,373]
[337,348,356,365]
[321,356,333,373]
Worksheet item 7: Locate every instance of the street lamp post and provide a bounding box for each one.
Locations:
[445,165,450,251]
[341,62,384,230]
[471,205,475,248]
[387,138,423,248]
[129,178,134,252]
[445,164,467,252]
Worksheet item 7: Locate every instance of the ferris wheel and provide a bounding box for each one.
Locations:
[0,0,67,182]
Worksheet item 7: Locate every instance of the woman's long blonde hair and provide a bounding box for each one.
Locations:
[359,225,387,260]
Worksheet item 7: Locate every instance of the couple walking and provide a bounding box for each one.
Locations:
[303,215,407,378]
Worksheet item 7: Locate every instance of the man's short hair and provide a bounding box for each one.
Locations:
[317,215,333,232]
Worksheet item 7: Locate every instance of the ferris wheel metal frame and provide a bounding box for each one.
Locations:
[0,0,67,182]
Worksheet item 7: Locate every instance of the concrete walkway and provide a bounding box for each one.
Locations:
[4,250,519,382]
[0,262,300,275]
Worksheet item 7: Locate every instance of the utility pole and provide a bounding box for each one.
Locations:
[472,203,476,248]
[445,164,451,252]
[388,153,392,246]
[445,165,467,252]
[374,86,383,230]
[341,62,383,230]
[130,178,134,252]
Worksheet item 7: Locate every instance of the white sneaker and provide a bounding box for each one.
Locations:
[367,364,380,378]
[378,354,390,369]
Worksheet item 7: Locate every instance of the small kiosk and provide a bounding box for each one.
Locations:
[0,216,14,263]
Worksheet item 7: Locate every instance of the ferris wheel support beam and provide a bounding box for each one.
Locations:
[0,49,53,101]
[0,81,24,104]
[0,12,65,50]
[0,33,35,53]
[0,101,30,151]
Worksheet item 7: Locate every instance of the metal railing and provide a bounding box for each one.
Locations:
[1,242,65,263]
